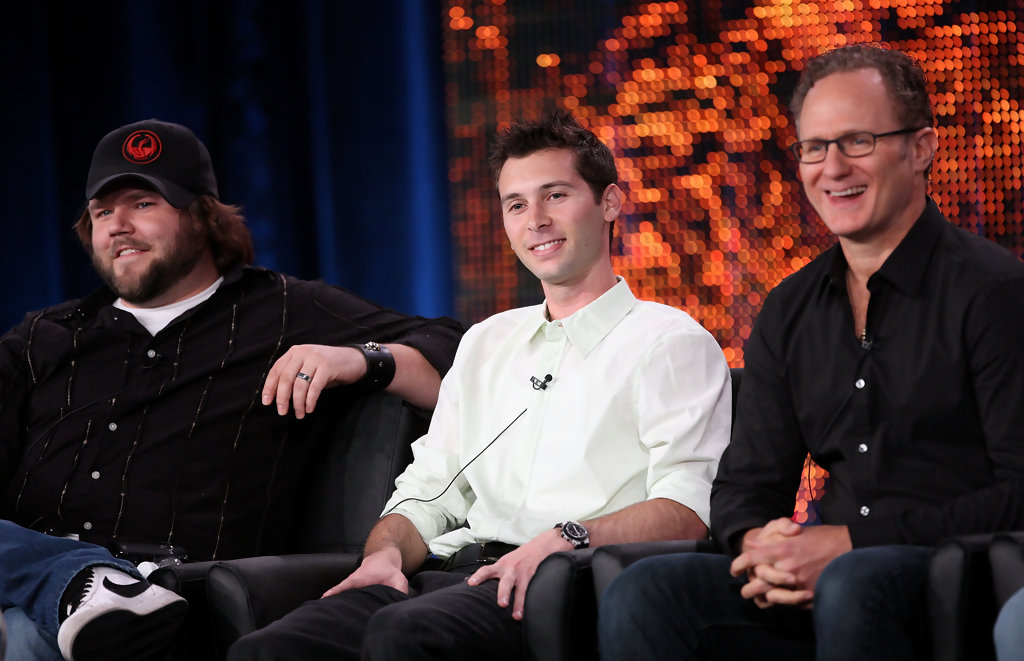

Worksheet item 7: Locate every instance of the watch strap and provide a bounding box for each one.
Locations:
[347,342,396,390]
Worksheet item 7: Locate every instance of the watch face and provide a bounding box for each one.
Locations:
[563,521,587,541]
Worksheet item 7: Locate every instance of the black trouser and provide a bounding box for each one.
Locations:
[227,544,521,661]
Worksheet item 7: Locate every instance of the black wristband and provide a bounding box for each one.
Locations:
[348,342,396,390]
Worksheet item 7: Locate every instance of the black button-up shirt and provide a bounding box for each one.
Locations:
[0,264,463,560]
[712,199,1024,552]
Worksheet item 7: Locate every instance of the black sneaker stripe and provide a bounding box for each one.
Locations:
[101,576,150,599]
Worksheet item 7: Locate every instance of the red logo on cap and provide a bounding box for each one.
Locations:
[122,130,162,164]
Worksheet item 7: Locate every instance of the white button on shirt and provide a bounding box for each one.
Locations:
[385,278,732,557]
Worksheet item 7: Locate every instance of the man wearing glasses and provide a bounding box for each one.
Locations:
[599,44,1024,661]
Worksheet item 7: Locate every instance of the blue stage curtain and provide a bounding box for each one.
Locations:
[0,0,453,332]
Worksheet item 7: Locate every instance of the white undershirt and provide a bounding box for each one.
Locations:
[113,277,224,335]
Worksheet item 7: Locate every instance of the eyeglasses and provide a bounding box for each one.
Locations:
[788,128,921,163]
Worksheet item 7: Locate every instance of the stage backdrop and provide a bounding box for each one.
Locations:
[3,1,1021,521]
[1,1,453,331]
[441,0,1023,519]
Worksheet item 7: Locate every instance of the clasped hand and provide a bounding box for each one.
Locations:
[730,518,852,610]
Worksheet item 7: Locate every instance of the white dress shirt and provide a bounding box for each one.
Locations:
[385,277,731,557]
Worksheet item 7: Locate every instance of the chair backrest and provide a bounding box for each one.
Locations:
[729,367,742,428]
[288,388,430,554]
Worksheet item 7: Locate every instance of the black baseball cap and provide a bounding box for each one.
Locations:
[85,119,219,209]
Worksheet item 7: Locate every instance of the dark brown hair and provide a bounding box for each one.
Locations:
[489,110,618,204]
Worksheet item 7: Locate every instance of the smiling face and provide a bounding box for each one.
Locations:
[88,187,219,308]
[497,148,620,305]
[796,68,936,248]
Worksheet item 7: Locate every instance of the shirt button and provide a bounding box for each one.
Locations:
[83,521,93,531]
[859,506,870,516]
[147,349,157,358]
[91,471,101,480]
[855,378,866,389]
[108,422,118,432]
[858,443,868,453]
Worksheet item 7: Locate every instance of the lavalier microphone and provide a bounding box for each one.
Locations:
[530,374,553,391]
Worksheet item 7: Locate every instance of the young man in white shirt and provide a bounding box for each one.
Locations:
[228,110,732,661]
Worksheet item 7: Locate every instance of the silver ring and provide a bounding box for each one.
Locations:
[296,372,312,383]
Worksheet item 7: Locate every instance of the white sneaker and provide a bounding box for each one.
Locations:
[56,566,187,661]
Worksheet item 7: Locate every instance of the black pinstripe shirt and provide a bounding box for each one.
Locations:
[0,264,462,560]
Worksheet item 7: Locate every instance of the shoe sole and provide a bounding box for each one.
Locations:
[65,598,188,661]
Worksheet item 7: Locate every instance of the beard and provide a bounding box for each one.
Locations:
[93,226,208,306]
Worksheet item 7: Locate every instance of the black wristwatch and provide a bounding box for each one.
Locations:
[555,521,590,549]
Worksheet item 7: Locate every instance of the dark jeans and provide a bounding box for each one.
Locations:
[598,545,933,661]
[226,567,521,661]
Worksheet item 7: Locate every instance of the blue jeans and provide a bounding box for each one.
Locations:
[598,545,932,661]
[0,520,137,655]
[2,608,62,661]
[994,585,1024,660]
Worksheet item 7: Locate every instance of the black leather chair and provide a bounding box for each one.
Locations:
[523,548,598,661]
[989,531,1024,611]
[927,529,1024,661]
[928,533,1003,661]
[521,538,722,661]
[151,388,429,659]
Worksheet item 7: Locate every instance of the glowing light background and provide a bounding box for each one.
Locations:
[442,0,1023,521]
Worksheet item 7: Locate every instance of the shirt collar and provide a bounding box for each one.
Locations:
[825,196,945,296]
[77,261,251,323]
[526,277,638,357]
[873,197,944,295]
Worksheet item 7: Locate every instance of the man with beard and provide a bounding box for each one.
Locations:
[0,119,463,661]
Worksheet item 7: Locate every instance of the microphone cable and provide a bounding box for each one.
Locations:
[381,407,528,517]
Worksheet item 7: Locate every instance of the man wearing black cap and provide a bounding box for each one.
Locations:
[0,119,463,661]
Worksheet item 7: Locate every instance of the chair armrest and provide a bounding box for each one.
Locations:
[206,553,359,651]
[147,562,219,661]
[990,532,1024,609]
[523,548,596,661]
[149,561,217,599]
[592,539,717,599]
[928,533,1001,661]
